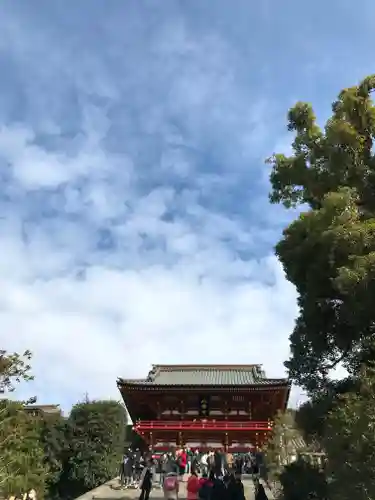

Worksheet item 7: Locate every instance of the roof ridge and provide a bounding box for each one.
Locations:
[153,364,262,371]
[117,365,290,387]
[24,404,60,408]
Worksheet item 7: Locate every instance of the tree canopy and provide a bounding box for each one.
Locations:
[63,399,127,498]
[0,401,46,498]
[278,459,328,500]
[0,350,35,403]
[269,74,375,497]
[268,74,375,393]
[0,350,128,499]
[0,350,44,498]
[321,365,375,500]
[264,410,304,480]
[38,412,71,500]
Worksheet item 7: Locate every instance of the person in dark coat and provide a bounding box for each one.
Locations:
[124,453,134,486]
[252,459,260,479]
[214,450,223,477]
[255,483,268,500]
[211,475,228,500]
[234,455,243,476]
[191,450,200,474]
[139,459,153,500]
[227,474,245,500]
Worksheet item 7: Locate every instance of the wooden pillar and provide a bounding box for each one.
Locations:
[224,432,229,452]
[156,401,161,420]
[259,394,264,420]
[178,431,183,447]
[180,399,185,421]
[224,400,228,420]
[248,400,252,419]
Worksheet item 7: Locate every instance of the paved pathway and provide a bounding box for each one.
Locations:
[77,475,274,500]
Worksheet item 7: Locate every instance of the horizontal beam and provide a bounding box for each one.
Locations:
[152,445,258,452]
[134,420,272,432]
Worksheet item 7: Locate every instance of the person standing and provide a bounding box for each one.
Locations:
[178,449,187,481]
[119,454,126,485]
[163,471,179,500]
[234,455,243,476]
[200,452,208,476]
[160,454,168,486]
[139,459,153,500]
[226,452,233,475]
[135,453,143,483]
[213,450,222,478]
[191,450,200,475]
[207,452,215,475]
[227,474,245,500]
[124,453,134,487]
[187,470,200,500]
[186,448,192,475]
[251,459,260,482]
[255,483,268,500]
[211,474,227,500]
[198,472,214,500]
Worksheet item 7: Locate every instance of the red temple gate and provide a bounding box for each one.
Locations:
[118,364,290,451]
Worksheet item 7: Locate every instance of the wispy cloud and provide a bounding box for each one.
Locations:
[0,0,374,411]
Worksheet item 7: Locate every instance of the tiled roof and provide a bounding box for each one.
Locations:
[24,404,61,415]
[118,364,288,386]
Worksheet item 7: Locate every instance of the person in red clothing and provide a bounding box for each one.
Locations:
[186,470,200,500]
[178,448,187,481]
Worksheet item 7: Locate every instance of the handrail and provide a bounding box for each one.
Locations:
[134,420,272,430]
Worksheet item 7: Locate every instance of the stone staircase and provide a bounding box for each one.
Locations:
[74,475,274,500]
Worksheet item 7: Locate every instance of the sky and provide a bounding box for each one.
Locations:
[0,0,374,414]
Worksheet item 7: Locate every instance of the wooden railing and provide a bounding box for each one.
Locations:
[134,420,272,431]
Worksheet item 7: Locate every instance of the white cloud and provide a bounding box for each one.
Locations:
[0,3,307,416]
[2,236,300,411]
[0,121,300,409]
[0,132,301,410]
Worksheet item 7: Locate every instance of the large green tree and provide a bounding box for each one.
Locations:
[269,75,375,495]
[268,74,375,393]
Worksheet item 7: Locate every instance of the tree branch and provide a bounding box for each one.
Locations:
[325,350,350,370]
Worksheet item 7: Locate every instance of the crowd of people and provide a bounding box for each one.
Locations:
[119,448,269,500]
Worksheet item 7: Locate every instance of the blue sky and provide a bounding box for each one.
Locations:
[0,1,373,413]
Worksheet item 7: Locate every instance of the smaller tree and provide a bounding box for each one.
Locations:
[323,365,375,500]
[0,400,47,498]
[0,349,42,498]
[279,459,328,500]
[63,400,127,498]
[295,376,359,444]
[264,410,304,481]
[38,413,70,500]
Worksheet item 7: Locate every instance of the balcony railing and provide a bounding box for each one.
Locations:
[134,420,272,432]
